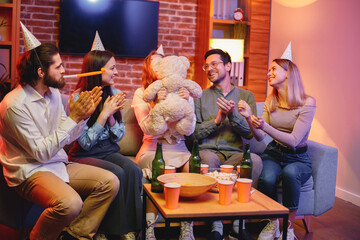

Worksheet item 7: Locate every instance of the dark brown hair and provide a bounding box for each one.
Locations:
[76,50,121,127]
[17,43,59,87]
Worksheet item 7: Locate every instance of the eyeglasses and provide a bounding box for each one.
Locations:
[202,61,224,71]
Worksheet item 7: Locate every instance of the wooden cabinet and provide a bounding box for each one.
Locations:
[0,0,20,81]
[195,0,271,102]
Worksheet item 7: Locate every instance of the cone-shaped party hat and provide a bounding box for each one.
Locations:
[91,31,105,51]
[156,44,164,56]
[20,21,41,52]
[280,42,292,61]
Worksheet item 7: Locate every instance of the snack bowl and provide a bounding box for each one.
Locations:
[157,173,217,198]
[203,168,238,192]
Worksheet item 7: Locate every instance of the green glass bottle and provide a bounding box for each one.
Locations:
[151,142,165,193]
[189,140,201,173]
[240,143,252,179]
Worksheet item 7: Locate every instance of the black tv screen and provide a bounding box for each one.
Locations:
[59,0,159,58]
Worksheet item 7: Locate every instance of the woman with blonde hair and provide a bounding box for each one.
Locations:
[238,58,316,240]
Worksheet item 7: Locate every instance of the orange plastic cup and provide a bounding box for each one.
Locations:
[220,165,233,173]
[236,165,240,177]
[164,166,176,174]
[201,164,209,174]
[164,183,181,209]
[236,178,253,203]
[218,180,234,205]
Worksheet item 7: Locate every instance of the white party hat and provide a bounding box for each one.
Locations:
[91,31,105,51]
[280,42,292,61]
[156,44,164,56]
[20,21,41,52]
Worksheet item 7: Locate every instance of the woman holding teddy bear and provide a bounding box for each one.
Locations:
[131,48,197,240]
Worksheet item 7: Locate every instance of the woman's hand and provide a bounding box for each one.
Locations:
[178,87,190,100]
[102,92,126,118]
[156,87,167,101]
[251,115,265,129]
[238,100,252,119]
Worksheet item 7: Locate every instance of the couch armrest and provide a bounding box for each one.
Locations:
[118,99,143,157]
[307,140,338,216]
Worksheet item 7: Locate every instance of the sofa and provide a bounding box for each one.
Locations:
[0,99,338,236]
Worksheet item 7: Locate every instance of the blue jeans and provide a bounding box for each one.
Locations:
[258,141,312,210]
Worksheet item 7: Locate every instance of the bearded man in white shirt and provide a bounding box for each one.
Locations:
[0,43,119,240]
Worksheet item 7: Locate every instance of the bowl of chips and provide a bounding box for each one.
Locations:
[157,173,217,198]
[204,168,239,192]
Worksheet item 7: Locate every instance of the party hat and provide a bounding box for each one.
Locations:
[91,31,105,51]
[280,42,292,61]
[156,44,164,56]
[20,21,41,52]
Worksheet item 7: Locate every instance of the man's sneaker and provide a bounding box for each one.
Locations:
[257,219,280,240]
[146,219,156,240]
[120,232,137,240]
[179,221,195,240]
[279,227,297,240]
[94,233,108,240]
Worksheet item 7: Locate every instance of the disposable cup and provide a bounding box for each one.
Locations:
[164,166,176,174]
[220,165,234,173]
[200,164,209,174]
[164,183,181,209]
[218,180,234,205]
[236,165,240,177]
[236,178,253,203]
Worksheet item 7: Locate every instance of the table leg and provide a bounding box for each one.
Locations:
[165,220,170,240]
[282,214,288,240]
[142,190,148,240]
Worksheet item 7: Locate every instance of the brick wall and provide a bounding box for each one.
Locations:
[20,0,198,98]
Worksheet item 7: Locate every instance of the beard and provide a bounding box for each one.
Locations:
[43,73,66,89]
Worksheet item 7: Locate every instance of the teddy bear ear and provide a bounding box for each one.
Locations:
[179,56,190,68]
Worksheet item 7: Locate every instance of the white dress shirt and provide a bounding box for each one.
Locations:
[0,84,86,187]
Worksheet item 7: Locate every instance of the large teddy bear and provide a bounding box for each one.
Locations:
[143,55,202,137]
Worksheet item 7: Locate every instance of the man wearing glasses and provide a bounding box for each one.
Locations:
[193,49,263,240]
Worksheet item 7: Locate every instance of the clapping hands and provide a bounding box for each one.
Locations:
[250,115,265,129]
[102,92,126,118]
[69,86,103,123]
[214,97,235,125]
[238,99,264,129]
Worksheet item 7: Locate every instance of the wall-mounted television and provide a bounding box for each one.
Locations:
[59,0,159,58]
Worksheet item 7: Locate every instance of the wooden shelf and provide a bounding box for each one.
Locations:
[0,0,20,81]
[212,19,250,26]
[0,3,14,8]
[195,0,270,102]
[0,41,12,45]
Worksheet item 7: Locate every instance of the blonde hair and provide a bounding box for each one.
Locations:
[142,50,159,89]
[268,59,307,111]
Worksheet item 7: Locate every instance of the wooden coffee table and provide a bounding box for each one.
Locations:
[142,184,289,240]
